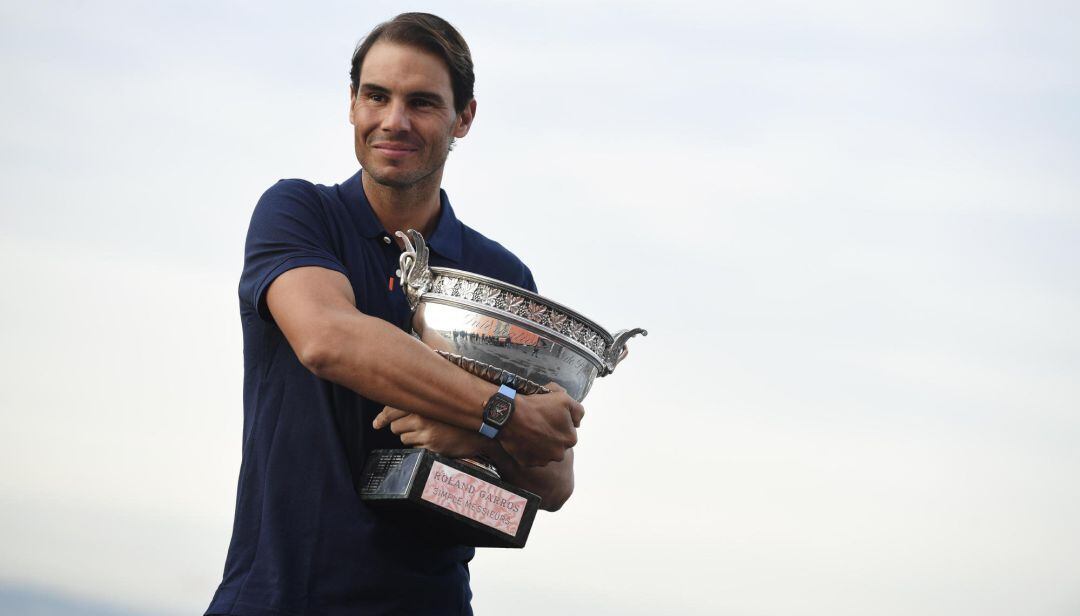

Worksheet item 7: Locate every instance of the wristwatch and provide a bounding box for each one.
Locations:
[479,384,517,439]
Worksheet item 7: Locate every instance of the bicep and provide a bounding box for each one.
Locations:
[266,266,357,365]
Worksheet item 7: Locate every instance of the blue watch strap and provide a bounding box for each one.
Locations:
[498,384,517,400]
[479,422,499,439]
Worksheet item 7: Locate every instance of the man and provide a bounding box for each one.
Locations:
[206,13,583,616]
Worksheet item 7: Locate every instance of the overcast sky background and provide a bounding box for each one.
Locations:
[2,1,1078,614]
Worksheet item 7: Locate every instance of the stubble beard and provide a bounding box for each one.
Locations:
[357,133,453,191]
[364,164,441,190]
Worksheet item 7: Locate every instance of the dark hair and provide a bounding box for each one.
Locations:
[349,13,475,115]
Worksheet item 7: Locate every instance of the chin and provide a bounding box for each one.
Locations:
[363,167,416,189]
[362,158,444,190]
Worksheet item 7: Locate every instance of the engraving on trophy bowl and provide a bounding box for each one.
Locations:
[414,301,601,401]
[398,229,645,402]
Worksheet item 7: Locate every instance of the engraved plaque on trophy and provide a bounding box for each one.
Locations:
[358,230,645,548]
[359,448,539,548]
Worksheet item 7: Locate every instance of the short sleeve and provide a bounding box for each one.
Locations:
[239,179,349,321]
[519,263,538,294]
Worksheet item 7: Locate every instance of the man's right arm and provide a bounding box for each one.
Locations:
[266,265,583,466]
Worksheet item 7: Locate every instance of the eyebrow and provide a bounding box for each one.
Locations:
[359,83,447,105]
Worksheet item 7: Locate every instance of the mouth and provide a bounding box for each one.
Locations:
[371,142,419,159]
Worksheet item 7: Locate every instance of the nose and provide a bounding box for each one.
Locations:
[381,100,410,132]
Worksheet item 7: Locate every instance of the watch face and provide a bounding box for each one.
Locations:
[486,396,512,426]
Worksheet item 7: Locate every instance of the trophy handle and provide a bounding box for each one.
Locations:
[603,328,648,375]
[396,229,433,310]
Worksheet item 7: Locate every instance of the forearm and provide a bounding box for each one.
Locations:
[376,405,576,510]
[269,266,582,467]
[482,441,574,511]
[301,303,496,431]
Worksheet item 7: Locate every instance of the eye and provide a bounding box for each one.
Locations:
[366,92,387,103]
[412,98,434,108]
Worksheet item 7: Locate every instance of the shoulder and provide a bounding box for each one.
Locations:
[243,178,354,256]
[249,178,343,227]
[255,178,333,210]
[458,222,537,292]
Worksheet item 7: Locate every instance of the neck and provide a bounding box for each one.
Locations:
[362,169,444,243]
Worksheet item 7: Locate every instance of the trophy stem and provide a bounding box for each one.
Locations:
[458,456,500,478]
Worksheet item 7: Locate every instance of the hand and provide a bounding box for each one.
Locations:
[373,406,487,459]
[499,382,585,467]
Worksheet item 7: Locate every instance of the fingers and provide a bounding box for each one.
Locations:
[388,415,420,436]
[399,430,424,447]
[569,399,585,428]
[540,382,585,427]
[372,406,409,429]
[508,440,565,467]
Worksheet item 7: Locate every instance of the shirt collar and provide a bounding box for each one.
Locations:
[427,189,463,264]
[338,170,463,264]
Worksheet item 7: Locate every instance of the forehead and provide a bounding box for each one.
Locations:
[359,40,452,95]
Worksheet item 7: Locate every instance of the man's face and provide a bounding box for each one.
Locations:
[349,41,474,189]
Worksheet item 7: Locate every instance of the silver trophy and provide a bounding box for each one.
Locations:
[358,230,646,548]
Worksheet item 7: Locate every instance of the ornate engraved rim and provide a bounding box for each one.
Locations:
[426,266,613,367]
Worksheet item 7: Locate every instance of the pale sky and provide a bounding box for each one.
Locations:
[2,1,1079,615]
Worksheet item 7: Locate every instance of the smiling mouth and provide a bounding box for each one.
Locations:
[372,142,419,157]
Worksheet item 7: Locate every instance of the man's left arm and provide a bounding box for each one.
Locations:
[373,406,574,512]
[484,441,574,513]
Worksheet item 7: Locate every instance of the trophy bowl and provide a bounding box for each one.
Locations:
[397,229,646,401]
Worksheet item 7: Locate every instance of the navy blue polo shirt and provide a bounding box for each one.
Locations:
[207,171,536,616]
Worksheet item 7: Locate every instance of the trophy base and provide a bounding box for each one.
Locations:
[358,448,540,548]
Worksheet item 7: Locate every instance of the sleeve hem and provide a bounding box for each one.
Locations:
[252,255,348,322]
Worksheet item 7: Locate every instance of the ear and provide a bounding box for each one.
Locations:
[452,98,477,139]
[348,86,358,125]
